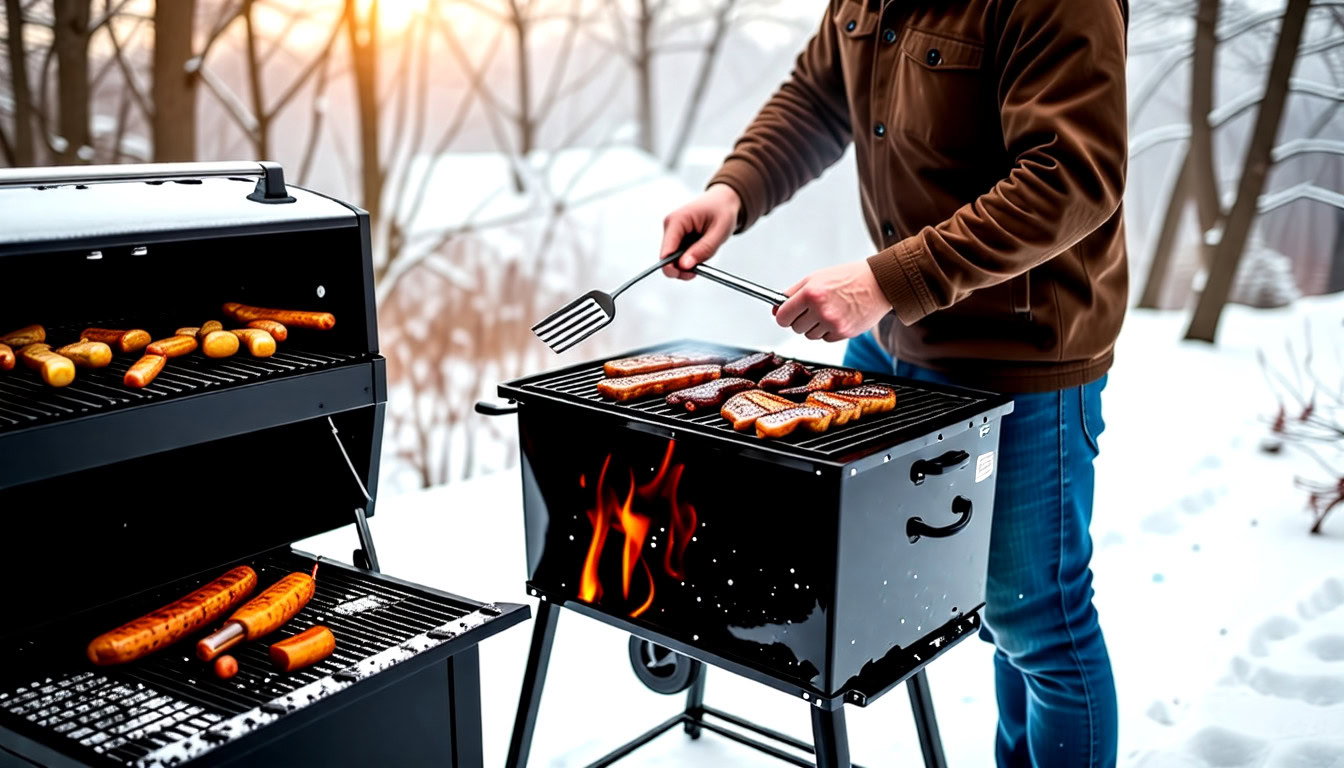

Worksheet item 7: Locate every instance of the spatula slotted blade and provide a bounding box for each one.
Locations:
[532,290,616,354]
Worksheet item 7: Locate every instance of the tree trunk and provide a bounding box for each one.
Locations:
[665,0,734,170]
[242,0,268,158]
[633,0,655,155]
[152,0,197,161]
[1189,0,1221,249]
[348,0,382,224]
[52,0,90,163]
[510,9,531,192]
[1185,0,1311,343]
[4,0,35,165]
[1138,151,1193,309]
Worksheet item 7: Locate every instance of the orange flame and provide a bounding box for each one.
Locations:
[577,440,696,618]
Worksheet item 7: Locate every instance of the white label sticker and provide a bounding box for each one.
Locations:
[975,452,995,483]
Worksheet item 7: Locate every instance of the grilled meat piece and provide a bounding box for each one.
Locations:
[721,389,794,431]
[666,377,755,411]
[722,351,784,378]
[756,404,838,439]
[597,364,722,401]
[804,392,864,425]
[832,384,897,415]
[759,360,810,389]
[603,352,727,378]
[779,368,865,399]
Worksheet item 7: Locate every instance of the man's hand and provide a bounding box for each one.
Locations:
[776,261,892,341]
[659,184,742,280]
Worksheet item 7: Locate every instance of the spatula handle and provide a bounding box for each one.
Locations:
[612,234,702,298]
[692,264,788,307]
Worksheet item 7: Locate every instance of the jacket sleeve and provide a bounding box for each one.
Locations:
[708,2,852,232]
[867,0,1128,326]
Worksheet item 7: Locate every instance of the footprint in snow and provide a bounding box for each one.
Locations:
[1248,615,1301,657]
[1186,726,1268,767]
[1305,634,1344,663]
[1267,739,1344,768]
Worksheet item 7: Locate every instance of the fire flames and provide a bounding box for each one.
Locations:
[577,440,697,618]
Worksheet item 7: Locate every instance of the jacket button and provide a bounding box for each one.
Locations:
[926,48,941,66]
[874,122,886,138]
[883,29,896,44]
[846,19,856,31]
[882,222,895,239]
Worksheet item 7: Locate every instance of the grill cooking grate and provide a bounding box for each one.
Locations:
[504,343,994,463]
[0,551,495,767]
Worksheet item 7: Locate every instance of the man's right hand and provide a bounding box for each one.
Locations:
[659,183,742,280]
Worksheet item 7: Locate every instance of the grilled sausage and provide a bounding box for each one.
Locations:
[603,352,726,378]
[231,328,276,358]
[146,335,198,358]
[0,343,13,371]
[246,319,287,342]
[755,405,838,439]
[269,626,336,672]
[1,324,45,348]
[86,566,258,665]
[196,571,317,661]
[595,365,721,402]
[124,354,166,388]
[223,302,335,330]
[214,655,239,680]
[19,344,75,387]
[201,330,239,359]
[54,341,113,369]
[197,320,223,340]
[175,327,200,338]
[81,328,151,354]
[665,377,755,411]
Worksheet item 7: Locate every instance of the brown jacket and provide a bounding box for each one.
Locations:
[710,0,1129,393]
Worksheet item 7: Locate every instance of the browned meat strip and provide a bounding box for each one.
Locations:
[720,390,794,431]
[722,351,784,378]
[805,392,864,425]
[603,352,727,377]
[756,405,837,439]
[779,368,865,399]
[597,365,721,402]
[666,377,755,411]
[759,361,810,389]
[832,384,897,415]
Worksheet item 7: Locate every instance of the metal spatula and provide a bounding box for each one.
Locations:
[532,236,787,354]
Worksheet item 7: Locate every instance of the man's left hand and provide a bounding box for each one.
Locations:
[775,261,892,341]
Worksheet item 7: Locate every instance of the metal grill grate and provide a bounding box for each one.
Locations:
[0,340,368,435]
[0,552,493,767]
[502,343,997,464]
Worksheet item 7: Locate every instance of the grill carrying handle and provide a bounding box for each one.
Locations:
[909,449,970,485]
[907,496,973,543]
[476,399,519,416]
[0,161,296,204]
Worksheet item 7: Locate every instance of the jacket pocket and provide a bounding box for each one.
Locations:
[833,0,878,39]
[892,27,986,149]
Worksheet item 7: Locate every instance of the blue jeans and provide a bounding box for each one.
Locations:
[844,334,1118,768]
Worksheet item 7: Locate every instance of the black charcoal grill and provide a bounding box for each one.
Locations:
[481,343,1013,768]
[0,162,527,768]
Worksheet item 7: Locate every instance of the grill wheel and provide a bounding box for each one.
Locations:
[627,636,703,696]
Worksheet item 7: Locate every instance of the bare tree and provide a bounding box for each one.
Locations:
[152,0,196,161]
[4,0,36,165]
[347,0,381,224]
[52,0,91,162]
[663,0,735,169]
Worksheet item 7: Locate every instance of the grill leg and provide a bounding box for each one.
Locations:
[907,670,948,768]
[447,646,484,768]
[505,599,561,768]
[810,704,851,768]
[682,665,707,739]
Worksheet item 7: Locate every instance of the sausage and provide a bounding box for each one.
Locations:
[214,655,239,680]
[0,343,12,371]
[54,341,113,369]
[246,319,288,342]
[86,566,258,665]
[223,302,335,330]
[81,328,151,354]
[175,327,200,337]
[124,354,166,388]
[1,324,45,347]
[197,320,223,340]
[146,335,198,358]
[231,328,275,358]
[19,344,75,387]
[201,330,239,359]
[196,571,317,661]
[269,626,336,672]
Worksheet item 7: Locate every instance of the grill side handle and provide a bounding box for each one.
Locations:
[0,160,297,204]
[475,399,519,416]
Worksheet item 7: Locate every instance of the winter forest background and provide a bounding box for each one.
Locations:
[1,0,1342,491]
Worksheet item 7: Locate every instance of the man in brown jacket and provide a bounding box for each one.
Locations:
[660,0,1128,764]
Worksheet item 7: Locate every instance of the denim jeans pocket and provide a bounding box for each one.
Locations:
[1079,377,1106,455]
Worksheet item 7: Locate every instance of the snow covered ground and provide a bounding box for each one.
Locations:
[299,296,1344,767]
